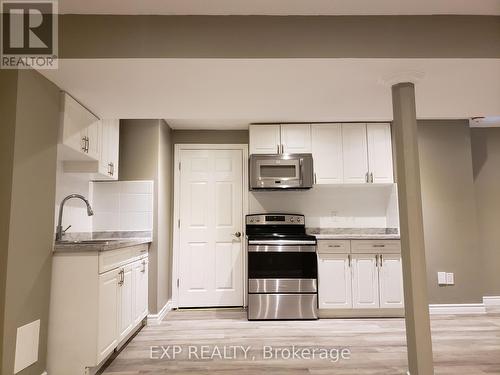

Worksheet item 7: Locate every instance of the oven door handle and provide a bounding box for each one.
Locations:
[248,240,316,245]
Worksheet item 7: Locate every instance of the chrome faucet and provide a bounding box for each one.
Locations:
[56,194,94,241]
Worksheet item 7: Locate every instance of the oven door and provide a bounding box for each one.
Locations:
[248,246,318,281]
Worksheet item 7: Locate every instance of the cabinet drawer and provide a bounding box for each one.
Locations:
[99,244,149,274]
[317,240,351,254]
[351,240,400,254]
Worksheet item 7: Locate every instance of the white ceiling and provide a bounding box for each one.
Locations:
[58,0,500,15]
[39,58,500,129]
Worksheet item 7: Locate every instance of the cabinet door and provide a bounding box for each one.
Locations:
[108,119,120,179]
[86,119,100,160]
[342,123,369,184]
[311,124,343,184]
[379,254,404,308]
[367,123,394,183]
[352,254,380,308]
[118,265,134,342]
[249,125,281,154]
[281,124,311,154]
[97,269,120,363]
[318,254,352,309]
[133,259,149,325]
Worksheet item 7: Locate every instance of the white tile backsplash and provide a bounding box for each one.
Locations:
[91,181,154,232]
[249,184,399,229]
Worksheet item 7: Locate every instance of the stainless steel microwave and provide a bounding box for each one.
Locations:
[249,154,314,190]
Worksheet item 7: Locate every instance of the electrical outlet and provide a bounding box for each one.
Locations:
[446,273,455,285]
[437,272,447,285]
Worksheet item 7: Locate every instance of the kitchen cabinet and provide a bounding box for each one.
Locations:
[311,124,343,184]
[352,254,380,308]
[318,253,352,309]
[367,123,394,184]
[378,254,404,308]
[317,239,403,315]
[48,244,149,375]
[249,125,281,154]
[63,119,120,180]
[342,123,369,184]
[97,268,120,363]
[249,124,311,155]
[59,92,100,161]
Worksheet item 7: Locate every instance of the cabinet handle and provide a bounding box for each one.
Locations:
[81,137,87,152]
[111,162,114,176]
[373,244,386,248]
[85,137,89,153]
[380,254,383,267]
[118,269,124,286]
[365,172,369,183]
[281,144,285,154]
[328,244,341,248]
[277,144,280,154]
[375,254,379,267]
[370,172,374,183]
[348,254,351,267]
[314,173,317,184]
[141,260,146,273]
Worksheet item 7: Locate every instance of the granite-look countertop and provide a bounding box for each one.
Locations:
[307,228,400,240]
[53,231,152,253]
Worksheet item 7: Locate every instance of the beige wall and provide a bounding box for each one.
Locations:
[1,70,60,374]
[59,15,500,58]
[172,129,248,144]
[471,128,500,296]
[120,119,173,313]
[417,120,482,304]
[0,70,18,375]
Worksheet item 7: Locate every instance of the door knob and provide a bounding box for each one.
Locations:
[234,231,242,238]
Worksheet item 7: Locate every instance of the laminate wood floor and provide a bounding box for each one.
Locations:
[102,308,500,375]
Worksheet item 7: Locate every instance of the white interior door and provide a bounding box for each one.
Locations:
[379,254,404,308]
[318,254,352,309]
[179,149,244,307]
[352,254,380,308]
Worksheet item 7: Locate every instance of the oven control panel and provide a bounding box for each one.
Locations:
[246,214,304,225]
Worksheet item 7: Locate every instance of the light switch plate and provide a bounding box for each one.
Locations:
[438,272,447,285]
[14,319,40,373]
[446,273,455,285]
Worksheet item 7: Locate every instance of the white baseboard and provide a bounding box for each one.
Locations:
[147,300,173,325]
[429,303,486,315]
[483,296,500,307]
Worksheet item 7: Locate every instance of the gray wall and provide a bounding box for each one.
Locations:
[120,119,173,313]
[417,121,482,304]
[471,128,500,296]
[172,129,248,144]
[59,15,500,58]
[0,70,60,374]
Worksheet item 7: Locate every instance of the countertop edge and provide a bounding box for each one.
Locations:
[53,238,153,253]
[313,235,400,240]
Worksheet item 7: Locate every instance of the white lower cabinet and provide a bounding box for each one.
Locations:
[318,254,352,309]
[48,244,149,375]
[379,254,404,308]
[352,254,380,309]
[317,240,404,315]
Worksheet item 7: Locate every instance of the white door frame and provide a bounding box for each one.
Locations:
[172,144,249,309]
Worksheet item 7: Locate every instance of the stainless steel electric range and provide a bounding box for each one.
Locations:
[246,214,318,320]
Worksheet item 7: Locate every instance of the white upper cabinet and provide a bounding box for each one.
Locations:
[312,124,343,184]
[378,254,404,308]
[318,253,352,309]
[367,123,394,184]
[97,119,120,180]
[249,125,281,154]
[280,124,312,154]
[249,124,311,155]
[59,92,99,161]
[342,123,369,184]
